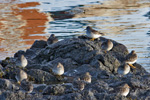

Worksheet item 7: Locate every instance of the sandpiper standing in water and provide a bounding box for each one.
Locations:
[47,34,58,45]
[101,39,113,53]
[15,69,28,85]
[20,55,28,68]
[125,50,137,69]
[85,26,104,41]
[52,62,64,76]
[80,72,92,83]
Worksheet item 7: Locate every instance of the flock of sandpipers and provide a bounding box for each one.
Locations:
[15,26,137,97]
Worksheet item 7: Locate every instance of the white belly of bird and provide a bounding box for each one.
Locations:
[126,60,137,64]
[86,31,101,38]
[123,67,130,75]
[92,34,101,38]
[121,89,129,96]
[21,60,27,68]
[107,42,113,51]
[53,69,64,75]
[85,78,91,83]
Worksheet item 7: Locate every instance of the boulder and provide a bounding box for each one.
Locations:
[0,36,149,100]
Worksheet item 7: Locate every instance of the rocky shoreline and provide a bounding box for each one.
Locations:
[0,36,150,100]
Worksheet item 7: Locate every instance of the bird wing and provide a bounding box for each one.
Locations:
[92,29,104,35]
[125,54,137,62]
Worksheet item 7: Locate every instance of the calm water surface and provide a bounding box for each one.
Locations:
[0,0,150,72]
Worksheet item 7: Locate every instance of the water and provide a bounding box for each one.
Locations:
[0,0,150,72]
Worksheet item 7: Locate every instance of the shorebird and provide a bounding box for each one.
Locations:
[101,39,113,53]
[15,69,28,85]
[85,26,104,41]
[52,62,64,75]
[125,50,137,69]
[73,78,85,91]
[117,63,130,76]
[21,79,33,93]
[80,72,92,83]
[111,83,130,97]
[47,34,58,45]
[119,84,130,96]
[20,55,28,68]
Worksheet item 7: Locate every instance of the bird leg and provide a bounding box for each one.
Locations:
[128,64,136,69]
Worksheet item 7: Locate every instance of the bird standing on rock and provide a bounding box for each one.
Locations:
[117,63,130,76]
[80,72,92,83]
[119,84,130,97]
[52,62,64,76]
[85,26,104,41]
[101,39,113,53]
[112,83,130,97]
[73,78,85,91]
[15,69,28,85]
[20,55,28,68]
[21,79,33,93]
[47,34,58,45]
[125,50,137,69]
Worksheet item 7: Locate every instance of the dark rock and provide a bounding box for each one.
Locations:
[0,65,5,78]
[26,64,43,70]
[14,50,25,58]
[0,79,13,90]
[3,67,17,80]
[27,69,57,83]
[42,84,65,95]
[30,40,47,49]
[0,90,44,100]
[81,90,97,100]
[1,36,149,100]
[95,53,120,73]
[42,83,73,95]
[64,64,96,77]
[34,84,47,93]
[25,49,36,58]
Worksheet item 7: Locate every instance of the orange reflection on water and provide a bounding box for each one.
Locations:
[0,1,51,59]
[14,2,49,44]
